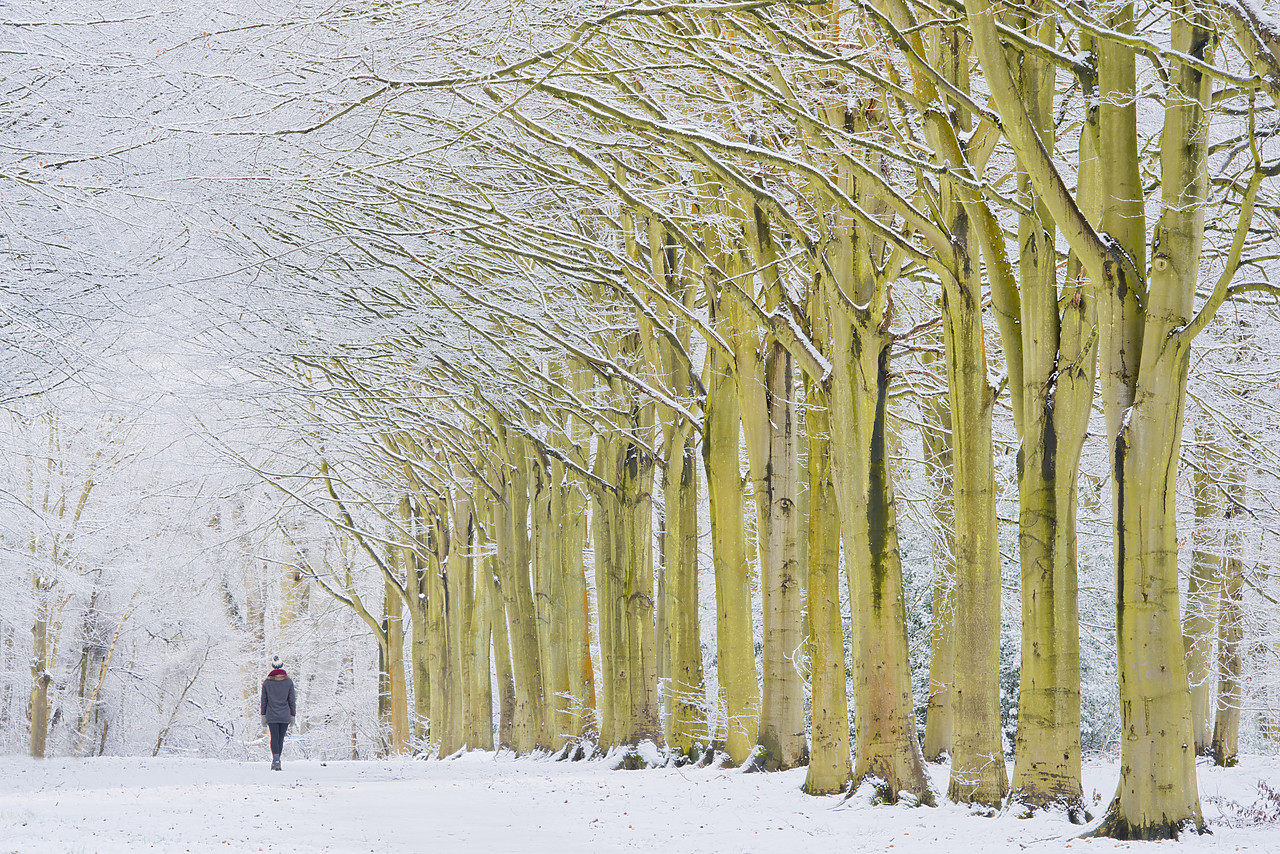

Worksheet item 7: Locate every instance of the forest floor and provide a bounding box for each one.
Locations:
[0,750,1277,853]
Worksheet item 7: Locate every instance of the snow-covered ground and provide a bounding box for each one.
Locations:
[0,752,1276,853]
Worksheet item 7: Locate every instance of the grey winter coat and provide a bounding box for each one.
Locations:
[260,671,297,724]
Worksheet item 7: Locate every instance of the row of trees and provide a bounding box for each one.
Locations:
[221,0,1280,842]
[3,0,1280,844]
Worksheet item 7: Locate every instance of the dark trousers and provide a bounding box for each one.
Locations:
[268,722,290,756]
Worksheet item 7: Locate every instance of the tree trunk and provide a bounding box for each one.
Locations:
[490,556,516,750]
[501,447,549,753]
[756,332,807,770]
[1212,462,1245,767]
[401,495,431,744]
[483,491,517,750]
[964,0,1214,833]
[1101,366,1203,835]
[28,594,53,758]
[543,459,572,750]
[1091,4,1212,836]
[443,487,473,755]
[591,433,623,750]
[829,309,931,803]
[565,361,597,741]
[652,224,707,759]
[701,243,760,766]
[738,204,807,772]
[1184,428,1221,755]
[619,430,662,747]
[921,351,955,763]
[558,467,593,744]
[1005,13,1093,811]
[1010,341,1091,811]
[425,514,450,752]
[528,451,567,750]
[801,376,850,794]
[662,430,706,756]
[466,506,495,751]
[375,631,391,755]
[592,416,662,752]
[941,216,1008,808]
[384,579,411,755]
[75,584,105,756]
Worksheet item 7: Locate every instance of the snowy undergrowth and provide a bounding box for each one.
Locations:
[0,753,1276,853]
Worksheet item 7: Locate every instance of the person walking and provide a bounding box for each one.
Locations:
[260,655,296,770]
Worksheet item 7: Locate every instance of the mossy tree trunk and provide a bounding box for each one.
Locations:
[527,448,566,750]
[1091,4,1212,834]
[423,507,450,752]
[396,492,432,745]
[829,309,930,803]
[878,6,1008,805]
[660,379,707,757]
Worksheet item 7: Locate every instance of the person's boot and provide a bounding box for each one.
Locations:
[271,754,281,771]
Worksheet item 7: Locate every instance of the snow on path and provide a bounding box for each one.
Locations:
[0,752,1276,853]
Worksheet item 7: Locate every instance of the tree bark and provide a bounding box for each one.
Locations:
[592,410,662,751]
[566,362,597,742]
[591,432,623,750]
[400,495,431,744]
[662,430,706,756]
[487,495,517,750]
[443,485,473,755]
[528,450,566,750]
[964,0,1211,834]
